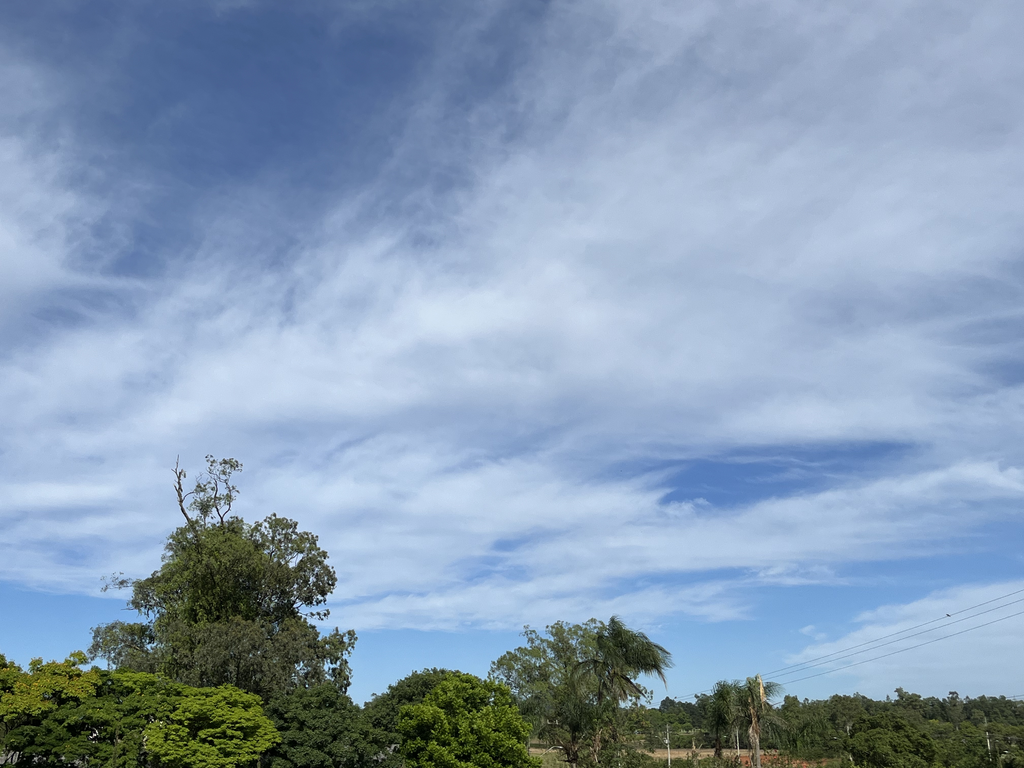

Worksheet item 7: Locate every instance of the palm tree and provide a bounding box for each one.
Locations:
[736,675,784,768]
[704,680,740,759]
[576,616,674,763]
[581,616,674,705]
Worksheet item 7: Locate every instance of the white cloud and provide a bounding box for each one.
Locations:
[0,0,1021,649]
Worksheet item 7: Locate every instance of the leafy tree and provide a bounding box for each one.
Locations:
[1,659,278,768]
[361,668,458,767]
[848,712,937,768]
[262,683,373,768]
[0,650,102,761]
[490,618,672,768]
[576,617,672,762]
[735,675,784,768]
[145,684,280,768]
[490,620,603,768]
[579,617,673,706]
[90,456,356,700]
[398,673,539,768]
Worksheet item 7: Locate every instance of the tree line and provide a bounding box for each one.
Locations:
[1,457,1021,768]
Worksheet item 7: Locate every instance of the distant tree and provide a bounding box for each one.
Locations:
[848,712,936,768]
[736,675,784,768]
[701,680,740,758]
[398,673,539,768]
[89,457,356,700]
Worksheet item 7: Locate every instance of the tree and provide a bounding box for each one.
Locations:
[398,673,539,768]
[848,712,936,768]
[580,617,673,706]
[576,617,673,763]
[144,684,280,768]
[490,620,604,768]
[489,618,673,768]
[736,675,784,768]
[89,457,356,700]
[1,659,279,768]
[700,680,740,758]
[262,684,374,768]
[362,668,458,768]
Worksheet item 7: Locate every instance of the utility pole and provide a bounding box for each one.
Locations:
[665,725,672,768]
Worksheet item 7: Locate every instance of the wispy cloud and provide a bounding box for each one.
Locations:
[0,0,1021,660]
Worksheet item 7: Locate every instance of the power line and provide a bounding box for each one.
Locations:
[763,586,1024,677]
[774,608,1024,686]
[765,596,1024,677]
[681,586,1024,701]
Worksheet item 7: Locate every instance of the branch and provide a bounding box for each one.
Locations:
[174,457,201,538]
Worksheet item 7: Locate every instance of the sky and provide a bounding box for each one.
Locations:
[0,0,1022,706]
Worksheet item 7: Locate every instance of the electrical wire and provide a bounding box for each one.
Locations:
[773,608,1024,686]
[762,586,1024,677]
[682,586,1024,700]
[765,596,1024,677]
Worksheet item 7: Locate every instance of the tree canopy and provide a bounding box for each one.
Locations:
[398,673,539,768]
[0,657,279,768]
[89,457,356,700]
[489,617,672,768]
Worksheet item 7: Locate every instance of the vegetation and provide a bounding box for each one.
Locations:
[89,456,356,700]
[3,456,1022,768]
[398,673,539,768]
[489,618,672,768]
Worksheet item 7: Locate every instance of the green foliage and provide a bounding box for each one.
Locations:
[489,618,673,768]
[848,712,937,768]
[580,617,672,706]
[490,620,604,768]
[263,683,373,768]
[398,673,540,768]
[0,660,279,768]
[0,651,101,724]
[89,456,356,700]
[699,681,741,758]
[144,684,280,768]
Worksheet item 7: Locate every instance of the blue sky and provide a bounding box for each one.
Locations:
[0,1,1022,706]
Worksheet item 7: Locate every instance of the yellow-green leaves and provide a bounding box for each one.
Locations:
[144,684,280,768]
[0,652,100,723]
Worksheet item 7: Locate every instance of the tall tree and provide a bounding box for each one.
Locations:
[701,680,740,759]
[490,620,604,768]
[580,617,673,706]
[490,618,673,768]
[577,617,673,764]
[89,456,356,700]
[736,675,784,768]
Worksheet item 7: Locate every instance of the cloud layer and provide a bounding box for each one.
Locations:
[0,0,1021,666]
